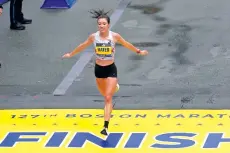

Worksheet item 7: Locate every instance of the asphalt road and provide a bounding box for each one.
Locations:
[1,0,230,109]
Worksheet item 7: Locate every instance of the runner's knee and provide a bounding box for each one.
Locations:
[104,94,112,103]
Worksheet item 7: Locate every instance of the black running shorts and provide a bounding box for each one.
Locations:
[94,63,117,78]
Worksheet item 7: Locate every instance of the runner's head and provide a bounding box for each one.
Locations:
[89,9,111,33]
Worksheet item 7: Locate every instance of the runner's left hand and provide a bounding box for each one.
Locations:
[139,50,148,56]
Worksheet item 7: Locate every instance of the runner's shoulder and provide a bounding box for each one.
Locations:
[111,31,122,41]
[88,33,96,41]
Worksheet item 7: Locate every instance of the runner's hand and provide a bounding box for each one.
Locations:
[139,50,148,56]
[62,53,71,58]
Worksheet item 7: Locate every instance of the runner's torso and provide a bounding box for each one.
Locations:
[93,31,116,61]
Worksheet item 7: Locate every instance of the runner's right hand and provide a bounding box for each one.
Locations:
[62,53,71,58]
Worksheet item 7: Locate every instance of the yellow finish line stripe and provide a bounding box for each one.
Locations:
[0,109,229,153]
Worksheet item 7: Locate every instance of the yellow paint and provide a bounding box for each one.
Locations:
[0,109,229,153]
[95,46,112,55]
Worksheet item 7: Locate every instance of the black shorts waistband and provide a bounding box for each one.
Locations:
[95,63,115,68]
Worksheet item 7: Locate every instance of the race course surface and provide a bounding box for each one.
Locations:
[1,0,230,109]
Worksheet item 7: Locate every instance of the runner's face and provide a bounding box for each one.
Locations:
[97,18,109,33]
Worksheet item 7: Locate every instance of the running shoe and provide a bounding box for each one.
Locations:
[115,83,119,92]
[100,128,108,136]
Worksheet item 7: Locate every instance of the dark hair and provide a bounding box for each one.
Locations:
[89,9,111,24]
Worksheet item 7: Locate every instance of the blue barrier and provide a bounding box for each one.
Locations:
[41,0,77,9]
[0,0,9,5]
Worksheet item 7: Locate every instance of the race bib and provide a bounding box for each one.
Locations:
[95,46,112,55]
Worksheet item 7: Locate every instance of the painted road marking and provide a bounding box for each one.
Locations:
[53,0,131,96]
[0,109,229,152]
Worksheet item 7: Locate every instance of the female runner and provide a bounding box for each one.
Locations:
[62,9,148,135]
